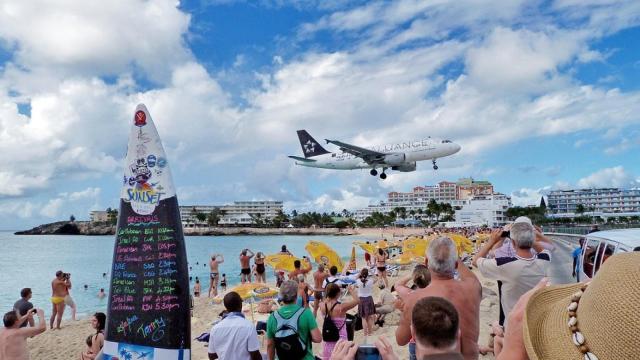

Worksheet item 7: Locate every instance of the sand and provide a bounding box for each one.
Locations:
[26,265,499,360]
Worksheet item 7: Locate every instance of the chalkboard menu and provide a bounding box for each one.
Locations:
[104,104,190,360]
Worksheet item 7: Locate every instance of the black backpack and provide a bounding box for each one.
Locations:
[322,302,344,342]
[273,307,307,359]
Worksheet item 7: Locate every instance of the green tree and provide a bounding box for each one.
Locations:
[195,212,207,223]
[69,214,76,222]
[575,204,585,214]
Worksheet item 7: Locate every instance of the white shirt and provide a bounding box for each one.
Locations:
[208,314,260,360]
[477,250,551,320]
[356,278,374,297]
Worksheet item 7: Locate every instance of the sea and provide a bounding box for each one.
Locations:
[0,231,375,319]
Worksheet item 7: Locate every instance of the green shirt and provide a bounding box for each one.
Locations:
[266,304,318,360]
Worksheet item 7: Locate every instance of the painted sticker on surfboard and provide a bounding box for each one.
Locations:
[104,104,191,360]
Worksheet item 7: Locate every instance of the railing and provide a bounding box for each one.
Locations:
[542,224,640,235]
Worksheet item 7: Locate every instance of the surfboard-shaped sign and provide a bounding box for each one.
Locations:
[104,104,190,360]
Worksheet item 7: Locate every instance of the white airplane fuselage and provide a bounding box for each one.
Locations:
[294,138,461,171]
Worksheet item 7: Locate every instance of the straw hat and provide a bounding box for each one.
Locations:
[523,252,640,360]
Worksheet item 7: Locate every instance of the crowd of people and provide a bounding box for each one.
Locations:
[204,217,639,360]
[0,270,108,360]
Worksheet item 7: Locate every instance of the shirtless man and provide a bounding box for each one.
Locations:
[311,264,328,317]
[239,249,254,283]
[396,236,481,360]
[50,270,69,329]
[209,254,224,297]
[288,258,312,280]
[0,309,46,360]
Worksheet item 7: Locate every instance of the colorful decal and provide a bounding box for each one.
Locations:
[135,111,147,127]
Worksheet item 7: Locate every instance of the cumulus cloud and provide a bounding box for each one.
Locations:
[577,166,639,189]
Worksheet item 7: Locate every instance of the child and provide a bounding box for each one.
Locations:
[193,278,201,297]
[80,335,93,360]
[220,274,227,292]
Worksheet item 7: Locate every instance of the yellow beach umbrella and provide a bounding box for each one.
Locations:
[402,236,430,258]
[389,253,424,265]
[443,233,475,255]
[305,240,344,272]
[353,241,377,254]
[264,254,302,272]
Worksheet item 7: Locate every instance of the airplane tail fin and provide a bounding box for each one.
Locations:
[296,130,330,158]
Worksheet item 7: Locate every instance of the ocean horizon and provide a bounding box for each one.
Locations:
[0,231,374,320]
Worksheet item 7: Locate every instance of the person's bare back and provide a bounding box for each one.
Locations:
[313,270,327,292]
[397,263,481,360]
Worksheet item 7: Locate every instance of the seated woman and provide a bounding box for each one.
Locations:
[80,312,106,360]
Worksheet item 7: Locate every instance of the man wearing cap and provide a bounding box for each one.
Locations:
[472,217,552,323]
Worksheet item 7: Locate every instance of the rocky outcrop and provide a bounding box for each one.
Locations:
[16,222,356,236]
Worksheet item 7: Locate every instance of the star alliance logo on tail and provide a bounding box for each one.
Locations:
[304,140,316,154]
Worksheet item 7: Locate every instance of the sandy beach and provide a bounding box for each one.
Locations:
[27,265,498,360]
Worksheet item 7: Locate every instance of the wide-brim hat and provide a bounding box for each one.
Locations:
[523,252,640,360]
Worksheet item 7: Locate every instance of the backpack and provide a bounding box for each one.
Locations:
[273,307,308,359]
[322,302,344,342]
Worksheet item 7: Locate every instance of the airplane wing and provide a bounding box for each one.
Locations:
[325,139,386,164]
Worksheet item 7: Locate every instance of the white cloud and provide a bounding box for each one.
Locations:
[511,187,548,207]
[577,166,638,188]
[0,0,191,84]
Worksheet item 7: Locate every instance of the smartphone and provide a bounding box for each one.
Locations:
[31,309,37,314]
[356,345,381,360]
[501,230,510,238]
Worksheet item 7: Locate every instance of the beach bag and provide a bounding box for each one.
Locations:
[273,307,307,359]
[322,302,344,342]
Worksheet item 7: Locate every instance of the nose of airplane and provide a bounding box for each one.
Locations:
[452,143,462,153]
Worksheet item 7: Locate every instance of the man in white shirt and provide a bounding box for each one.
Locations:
[473,219,552,323]
[208,292,261,360]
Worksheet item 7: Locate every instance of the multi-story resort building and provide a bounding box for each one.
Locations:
[355,178,509,226]
[179,201,284,227]
[547,188,640,217]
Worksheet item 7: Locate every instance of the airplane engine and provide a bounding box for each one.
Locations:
[383,153,406,166]
[392,162,416,172]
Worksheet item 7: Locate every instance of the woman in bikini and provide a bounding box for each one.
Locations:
[254,252,266,283]
[80,312,105,360]
[375,247,389,288]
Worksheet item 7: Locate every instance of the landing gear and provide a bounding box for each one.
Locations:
[379,167,388,180]
[432,159,438,170]
[370,169,378,176]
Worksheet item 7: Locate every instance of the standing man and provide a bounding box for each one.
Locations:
[50,270,69,329]
[63,273,77,321]
[266,280,321,360]
[209,254,224,297]
[473,221,551,323]
[572,238,585,281]
[208,292,261,360]
[13,288,34,328]
[396,237,481,360]
[311,264,328,317]
[239,249,255,284]
[288,259,312,280]
[0,309,46,359]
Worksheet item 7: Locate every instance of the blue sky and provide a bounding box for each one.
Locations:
[0,0,639,229]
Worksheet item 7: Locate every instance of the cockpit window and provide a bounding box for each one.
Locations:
[442,140,452,143]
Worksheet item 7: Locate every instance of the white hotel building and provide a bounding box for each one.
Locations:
[179,201,283,227]
[547,188,640,217]
[354,179,510,226]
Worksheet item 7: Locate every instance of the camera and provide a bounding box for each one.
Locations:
[31,309,37,314]
[63,273,71,280]
[501,230,510,238]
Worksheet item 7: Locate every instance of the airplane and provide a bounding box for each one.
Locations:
[288,130,461,179]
